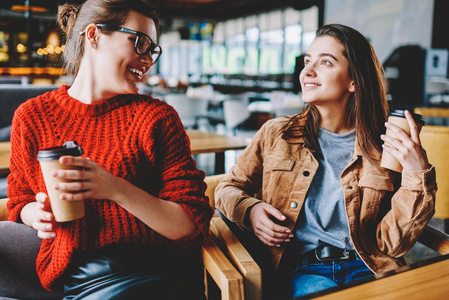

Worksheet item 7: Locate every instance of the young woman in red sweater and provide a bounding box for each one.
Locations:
[6,0,213,298]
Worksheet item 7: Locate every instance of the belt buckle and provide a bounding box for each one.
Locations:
[314,249,350,261]
[314,249,332,262]
[340,249,350,260]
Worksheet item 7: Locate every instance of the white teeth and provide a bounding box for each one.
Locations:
[305,83,319,87]
[128,67,143,76]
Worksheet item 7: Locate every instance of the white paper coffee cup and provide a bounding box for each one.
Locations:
[380,110,425,172]
[37,141,84,222]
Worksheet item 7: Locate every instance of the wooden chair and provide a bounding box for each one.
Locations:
[414,107,449,117]
[202,174,245,300]
[204,174,262,300]
[414,107,449,126]
[419,125,449,232]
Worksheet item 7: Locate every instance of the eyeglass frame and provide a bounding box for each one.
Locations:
[80,24,162,63]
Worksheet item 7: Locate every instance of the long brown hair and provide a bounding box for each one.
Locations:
[282,24,389,160]
[57,0,160,78]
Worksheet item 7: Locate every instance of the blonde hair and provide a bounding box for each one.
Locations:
[57,0,160,77]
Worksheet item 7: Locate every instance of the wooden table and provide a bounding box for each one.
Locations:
[298,254,449,299]
[187,130,249,154]
[0,131,250,175]
[0,142,10,175]
[187,130,250,174]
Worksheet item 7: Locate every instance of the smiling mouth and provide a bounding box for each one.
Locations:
[127,66,144,77]
[304,83,320,87]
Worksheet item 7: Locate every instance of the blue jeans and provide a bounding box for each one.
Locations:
[284,255,374,299]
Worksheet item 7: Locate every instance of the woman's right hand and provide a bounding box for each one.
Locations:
[22,193,58,239]
[249,202,294,247]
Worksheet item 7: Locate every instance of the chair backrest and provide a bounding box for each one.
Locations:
[165,94,208,128]
[223,100,251,131]
[204,174,227,210]
[414,107,449,117]
[0,84,59,129]
[420,125,449,219]
[0,198,8,221]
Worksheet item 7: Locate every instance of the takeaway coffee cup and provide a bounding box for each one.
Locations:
[380,110,425,172]
[37,141,84,222]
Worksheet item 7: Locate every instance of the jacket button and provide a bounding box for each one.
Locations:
[290,202,298,209]
[303,171,310,177]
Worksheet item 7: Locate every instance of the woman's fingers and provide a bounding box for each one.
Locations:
[259,219,292,238]
[263,204,287,222]
[60,191,93,201]
[383,122,410,144]
[254,230,279,247]
[54,181,91,192]
[33,193,57,239]
[382,111,429,171]
[381,133,407,153]
[404,110,421,143]
[50,156,119,201]
[36,229,56,239]
[51,168,89,180]
[250,203,294,247]
[59,155,94,168]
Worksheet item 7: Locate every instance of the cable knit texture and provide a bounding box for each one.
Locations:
[7,85,213,291]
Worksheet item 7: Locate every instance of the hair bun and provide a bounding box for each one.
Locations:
[57,4,79,35]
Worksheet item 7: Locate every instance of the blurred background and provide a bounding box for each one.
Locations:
[0,0,447,111]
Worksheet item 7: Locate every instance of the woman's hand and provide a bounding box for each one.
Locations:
[249,202,294,247]
[51,156,197,240]
[51,156,123,202]
[22,192,59,239]
[381,110,429,171]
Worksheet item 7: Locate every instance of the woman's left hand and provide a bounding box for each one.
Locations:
[381,110,429,171]
[52,156,123,202]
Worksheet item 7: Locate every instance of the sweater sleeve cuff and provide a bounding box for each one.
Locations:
[401,165,437,192]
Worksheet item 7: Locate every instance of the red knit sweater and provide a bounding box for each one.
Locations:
[7,85,213,291]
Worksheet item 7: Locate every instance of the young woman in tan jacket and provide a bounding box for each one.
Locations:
[215,24,435,299]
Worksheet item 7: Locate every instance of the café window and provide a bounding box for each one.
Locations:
[284,25,302,74]
[259,29,284,75]
[226,34,245,75]
[158,6,319,87]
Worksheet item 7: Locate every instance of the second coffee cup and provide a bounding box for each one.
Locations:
[380,110,425,172]
[38,141,85,222]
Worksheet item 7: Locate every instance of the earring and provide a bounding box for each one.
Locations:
[90,38,96,49]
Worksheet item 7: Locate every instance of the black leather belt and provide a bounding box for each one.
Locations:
[302,245,357,264]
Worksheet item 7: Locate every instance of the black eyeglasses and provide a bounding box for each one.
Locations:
[81,24,162,63]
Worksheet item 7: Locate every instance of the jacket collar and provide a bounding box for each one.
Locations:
[281,117,381,161]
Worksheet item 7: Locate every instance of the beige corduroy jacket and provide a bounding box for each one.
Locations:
[215,117,436,277]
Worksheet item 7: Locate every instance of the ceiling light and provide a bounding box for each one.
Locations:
[11,5,48,13]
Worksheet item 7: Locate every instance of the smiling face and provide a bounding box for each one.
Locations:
[94,10,157,95]
[300,36,355,108]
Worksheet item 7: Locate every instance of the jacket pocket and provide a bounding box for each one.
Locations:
[263,155,296,204]
[358,175,394,226]
[359,175,394,191]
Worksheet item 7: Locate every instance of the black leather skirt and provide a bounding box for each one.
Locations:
[62,244,205,300]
